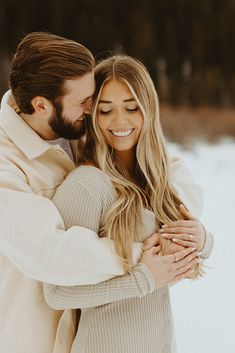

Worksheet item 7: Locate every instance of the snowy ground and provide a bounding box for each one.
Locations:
[168,139,235,353]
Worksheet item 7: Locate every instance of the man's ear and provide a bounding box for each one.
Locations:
[31,96,53,115]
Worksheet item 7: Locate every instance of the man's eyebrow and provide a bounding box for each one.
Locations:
[98,100,112,104]
[79,95,93,103]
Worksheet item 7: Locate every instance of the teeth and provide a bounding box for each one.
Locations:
[111,129,133,137]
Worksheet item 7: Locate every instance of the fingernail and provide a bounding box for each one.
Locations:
[162,225,168,228]
[159,229,165,233]
[172,238,177,242]
[190,247,196,251]
[161,234,168,237]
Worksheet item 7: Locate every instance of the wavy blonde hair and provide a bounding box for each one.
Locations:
[84,55,183,273]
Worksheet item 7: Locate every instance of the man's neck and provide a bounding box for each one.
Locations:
[20,112,57,140]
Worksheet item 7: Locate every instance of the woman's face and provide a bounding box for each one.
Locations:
[96,79,144,153]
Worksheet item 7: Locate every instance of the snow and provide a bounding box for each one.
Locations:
[168,139,235,353]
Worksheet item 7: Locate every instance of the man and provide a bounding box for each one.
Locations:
[0,32,209,353]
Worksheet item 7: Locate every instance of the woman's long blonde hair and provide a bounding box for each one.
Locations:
[84,55,182,273]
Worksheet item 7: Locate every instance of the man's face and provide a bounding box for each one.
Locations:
[49,71,95,139]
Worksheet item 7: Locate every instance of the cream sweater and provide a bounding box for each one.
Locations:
[44,164,213,353]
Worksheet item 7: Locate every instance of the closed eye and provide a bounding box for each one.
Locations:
[99,110,111,115]
[126,107,139,112]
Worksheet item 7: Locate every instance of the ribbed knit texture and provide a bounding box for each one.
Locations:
[44,165,176,353]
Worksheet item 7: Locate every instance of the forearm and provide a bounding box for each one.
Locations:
[0,187,127,285]
[169,157,203,217]
[44,263,155,309]
[0,170,142,285]
[169,158,214,260]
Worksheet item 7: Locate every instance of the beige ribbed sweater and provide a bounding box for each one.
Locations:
[44,165,177,353]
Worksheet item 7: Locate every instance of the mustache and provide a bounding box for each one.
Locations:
[82,113,92,120]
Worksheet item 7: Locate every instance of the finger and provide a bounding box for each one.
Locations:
[161,220,197,229]
[160,227,196,235]
[175,257,199,276]
[143,233,160,250]
[175,251,199,270]
[171,263,198,285]
[171,239,197,248]
[168,247,196,263]
[173,265,198,282]
[160,233,195,241]
[180,204,198,221]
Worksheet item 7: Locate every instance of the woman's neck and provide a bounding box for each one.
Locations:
[115,149,136,178]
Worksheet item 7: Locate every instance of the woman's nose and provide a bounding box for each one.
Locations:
[113,109,125,123]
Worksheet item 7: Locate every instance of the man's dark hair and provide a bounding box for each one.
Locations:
[9,32,95,113]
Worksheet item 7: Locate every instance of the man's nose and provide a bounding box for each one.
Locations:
[84,97,93,115]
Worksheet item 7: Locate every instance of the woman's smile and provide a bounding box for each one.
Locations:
[109,128,134,137]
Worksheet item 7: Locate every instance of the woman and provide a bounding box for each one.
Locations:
[44,55,213,353]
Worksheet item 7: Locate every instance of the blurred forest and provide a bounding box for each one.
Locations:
[0,0,234,142]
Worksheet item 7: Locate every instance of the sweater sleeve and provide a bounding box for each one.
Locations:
[44,166,155,309]
[44,263,155,309]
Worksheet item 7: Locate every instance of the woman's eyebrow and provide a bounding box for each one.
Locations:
[99,98,135,104]
[123,98,135,102]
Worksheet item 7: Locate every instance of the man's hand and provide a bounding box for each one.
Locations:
[159,204,206,252]
[140,246,199,288]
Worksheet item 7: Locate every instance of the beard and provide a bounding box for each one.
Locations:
[48,100,88,139]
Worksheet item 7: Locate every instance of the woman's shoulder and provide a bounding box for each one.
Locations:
[68,164,111,186]
[65,164,114,201]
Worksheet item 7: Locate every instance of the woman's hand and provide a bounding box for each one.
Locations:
[159,204,206,252]
[140,246,199,288]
